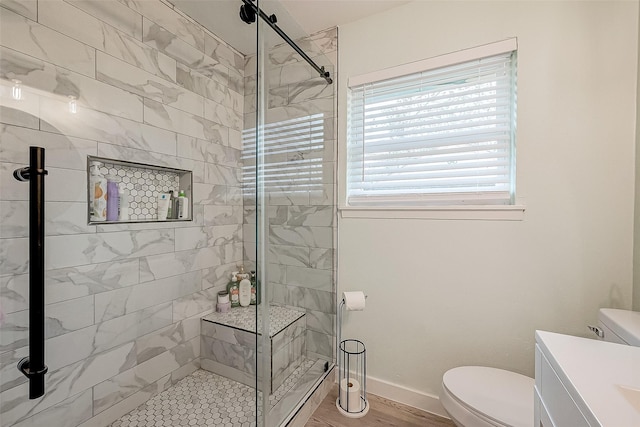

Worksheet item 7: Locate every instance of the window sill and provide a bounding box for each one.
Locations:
[339,205,526,221]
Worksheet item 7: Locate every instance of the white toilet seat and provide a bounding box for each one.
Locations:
[441,384,502,427]
[441,366,534,427]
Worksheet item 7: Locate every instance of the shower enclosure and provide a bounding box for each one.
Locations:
[252,4,337,424]
[0,0,336,425]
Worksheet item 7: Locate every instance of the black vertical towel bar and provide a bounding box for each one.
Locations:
[14,146,48,399]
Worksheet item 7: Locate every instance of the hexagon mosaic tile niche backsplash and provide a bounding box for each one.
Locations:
[97,161,181,221]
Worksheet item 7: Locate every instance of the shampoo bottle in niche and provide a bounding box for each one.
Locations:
[177,190,189,219]
[171,190,179,219]
[106,175,119,222]
[167,191,173,219]
[227,271,240,308]
[90,161,107,222]
[157,193,171,220]
[118,185,130,221]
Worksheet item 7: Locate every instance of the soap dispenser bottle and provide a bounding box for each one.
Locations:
[227,271,240,308]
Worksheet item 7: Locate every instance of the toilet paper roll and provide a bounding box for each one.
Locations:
[340,378,362,412]
[343,291,366,311]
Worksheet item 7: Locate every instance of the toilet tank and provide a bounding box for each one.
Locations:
[597,309,640,346]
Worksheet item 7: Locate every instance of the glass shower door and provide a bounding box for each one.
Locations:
[250,2,338,425]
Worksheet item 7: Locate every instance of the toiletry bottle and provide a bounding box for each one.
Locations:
[157,193,171,220]
[90,162,107,222]
[175,190,182,219]
[106,176,119,221]
[177,190,189,219]
[217,291,229,304]
[227,272,240,308]
[118,185,130,221]
[167,191,173,220]
[216,291,230,313]
[250,271,259,305]
[170,190,178,219]
[239,275,251,307]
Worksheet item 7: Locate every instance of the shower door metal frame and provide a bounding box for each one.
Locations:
[13,146,49,399]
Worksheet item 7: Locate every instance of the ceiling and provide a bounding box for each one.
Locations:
[173,0,411,55]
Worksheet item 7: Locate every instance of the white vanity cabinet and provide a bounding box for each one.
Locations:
[534,331,640,427]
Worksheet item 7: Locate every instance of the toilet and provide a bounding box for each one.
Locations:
[440,308,640,427]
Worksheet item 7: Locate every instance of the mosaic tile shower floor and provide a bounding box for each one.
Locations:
[110,359,317,427]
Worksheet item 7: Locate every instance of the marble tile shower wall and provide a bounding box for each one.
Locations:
[242,28,338,364]
[0,1,244,426]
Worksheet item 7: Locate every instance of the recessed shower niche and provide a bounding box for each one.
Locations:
[86,156,193,224]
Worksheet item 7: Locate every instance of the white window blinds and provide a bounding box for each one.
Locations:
[242,113,325,197]
[347,43,517,206]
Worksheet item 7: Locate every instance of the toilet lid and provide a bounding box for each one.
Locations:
[443,366,534,427]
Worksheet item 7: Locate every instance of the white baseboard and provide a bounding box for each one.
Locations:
[365,375,450,419]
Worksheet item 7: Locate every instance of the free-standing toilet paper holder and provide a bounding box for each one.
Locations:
[336,293,370,418]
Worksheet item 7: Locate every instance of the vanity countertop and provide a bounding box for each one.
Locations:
[536,330,640,426]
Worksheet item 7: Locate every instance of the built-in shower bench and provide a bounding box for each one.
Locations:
[201,305,306,393]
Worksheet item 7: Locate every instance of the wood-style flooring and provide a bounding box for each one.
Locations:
[305,386,456,427]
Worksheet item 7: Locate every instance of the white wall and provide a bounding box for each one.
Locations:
[337,0,638,411]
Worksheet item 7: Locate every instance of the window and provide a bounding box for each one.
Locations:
[242,113,325,197]
[346,39,517,208]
